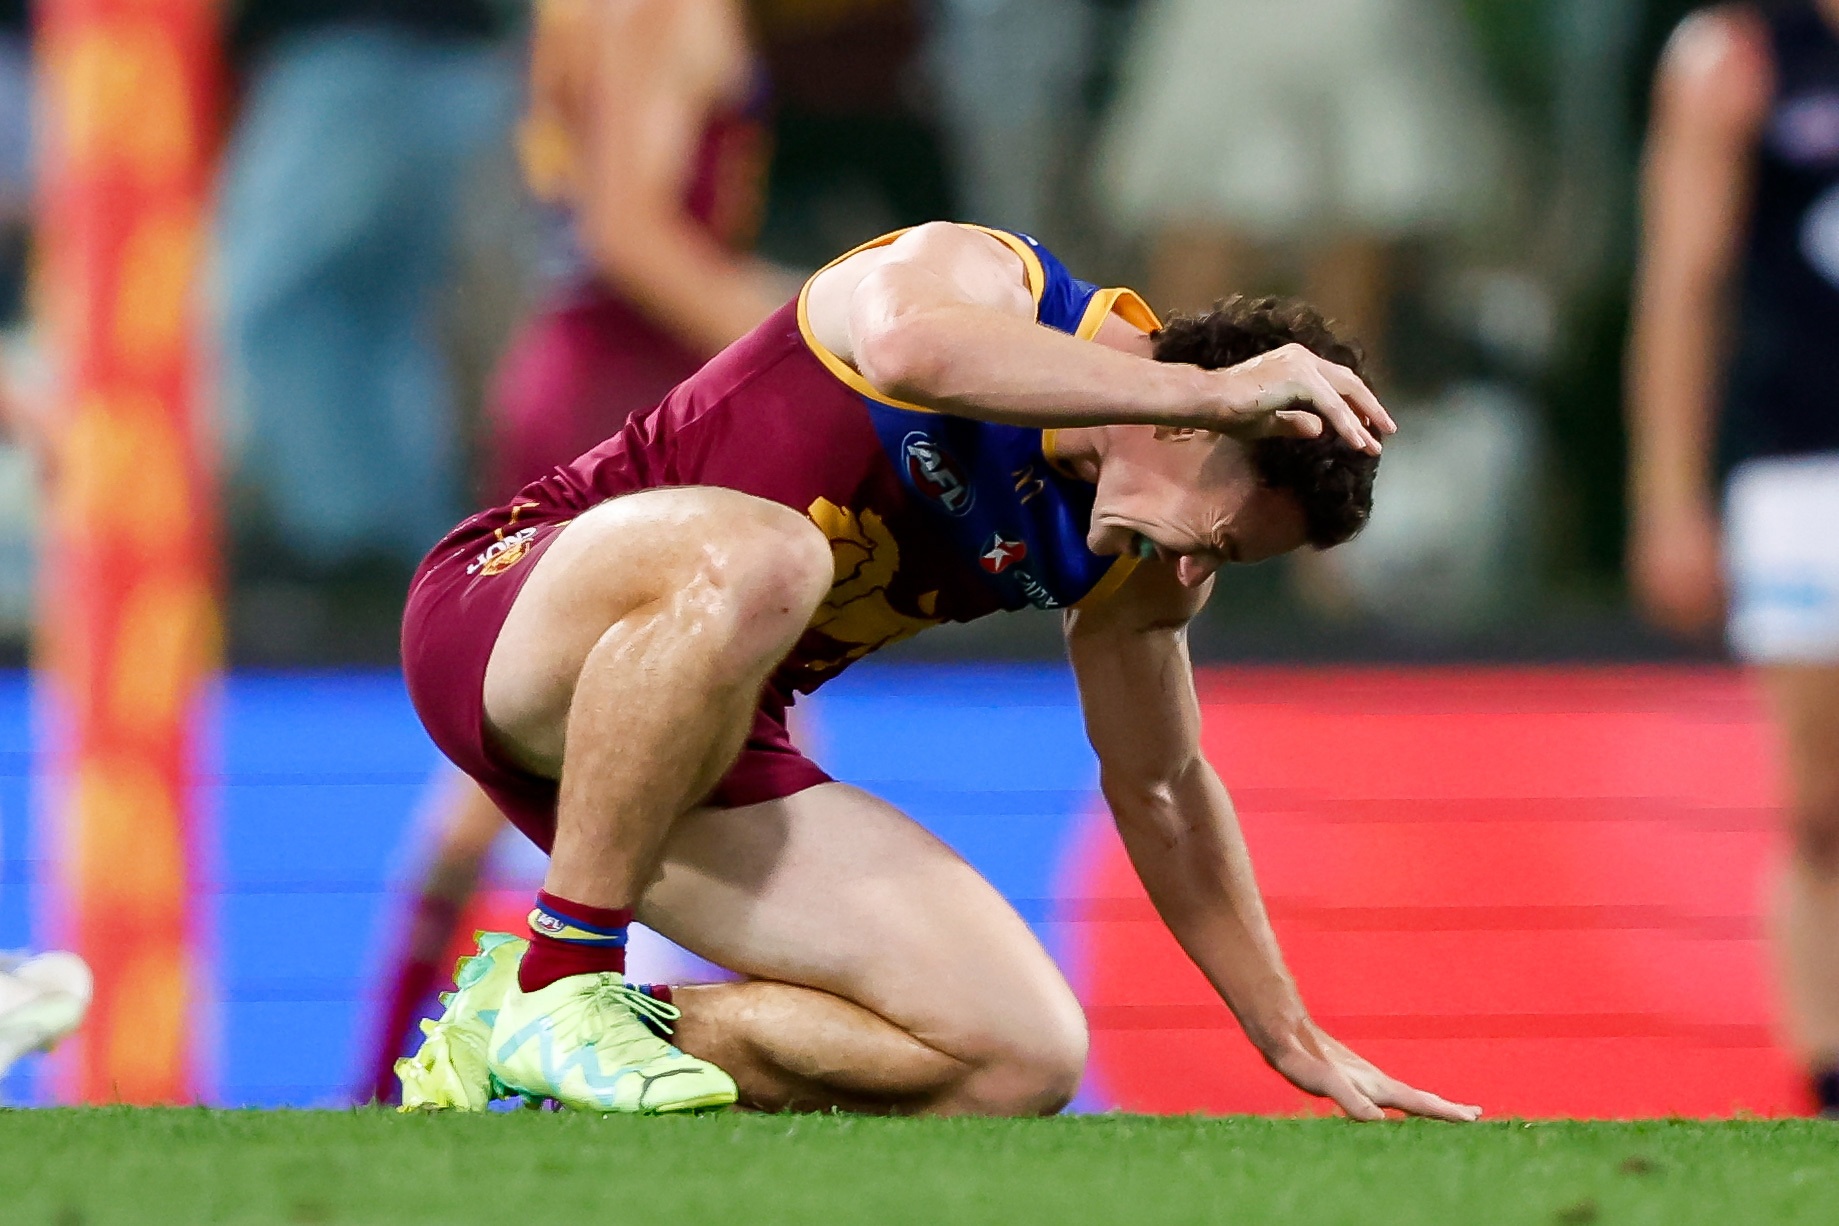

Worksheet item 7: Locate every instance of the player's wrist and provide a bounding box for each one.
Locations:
[1148,364,1235,431]
[1239,997,1313,1059]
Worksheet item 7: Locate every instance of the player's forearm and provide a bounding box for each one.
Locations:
[1627,22,1761,518]
[857,304,1218,429]
[1627,270,1725,515]
[1103,761,1310,1051]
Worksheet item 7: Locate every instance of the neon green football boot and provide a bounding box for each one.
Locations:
[396,931,527,1112]
[487,970,738,1114]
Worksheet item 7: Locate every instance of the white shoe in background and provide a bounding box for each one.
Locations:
[0,951,93,1078]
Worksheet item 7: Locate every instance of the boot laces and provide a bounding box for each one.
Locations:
[585,974,680,1042]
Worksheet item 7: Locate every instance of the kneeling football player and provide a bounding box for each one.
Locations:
[397,221,1480,1121]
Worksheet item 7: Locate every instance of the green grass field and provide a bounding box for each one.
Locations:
[6,1110,1835,1225]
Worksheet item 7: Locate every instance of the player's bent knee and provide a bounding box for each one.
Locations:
[704,507,832,656]
[958,999,1089,1116]
[725,505,832,613]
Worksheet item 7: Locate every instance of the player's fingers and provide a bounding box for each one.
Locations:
[1318,1066,1386,1122]
[1374,1080,1483,1123]
[1269,410,1324,439]
[1305,381,1381,454]
[1325,364,1397,435]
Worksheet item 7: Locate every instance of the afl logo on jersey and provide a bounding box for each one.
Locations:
[979,534,1028,575]
[902,432,974,516]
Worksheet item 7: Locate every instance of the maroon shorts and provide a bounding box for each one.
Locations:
[401,501,833,853]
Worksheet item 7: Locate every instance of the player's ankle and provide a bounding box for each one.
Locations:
[517,891,632,992]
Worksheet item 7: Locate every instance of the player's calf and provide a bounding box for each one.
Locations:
[668,976,1087,1117]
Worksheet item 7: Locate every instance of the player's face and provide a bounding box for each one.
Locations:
[1086,427,1308,588]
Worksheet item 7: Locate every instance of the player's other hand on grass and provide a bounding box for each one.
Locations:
[1264,1017,1482,1123]
[1208,342,1396,457]
[1629,499,1724,638]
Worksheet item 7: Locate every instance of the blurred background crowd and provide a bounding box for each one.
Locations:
[0,0,1723,667]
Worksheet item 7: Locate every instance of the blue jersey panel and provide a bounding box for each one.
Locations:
[859,231,1121,612]
[1013,231,1103,335]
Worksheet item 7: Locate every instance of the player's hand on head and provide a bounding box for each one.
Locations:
[1209,343,1395,456]
[1264,1018,1482,1123]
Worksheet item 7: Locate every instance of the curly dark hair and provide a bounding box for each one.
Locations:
[1150,295,1380,550]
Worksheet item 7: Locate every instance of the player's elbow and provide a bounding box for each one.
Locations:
[854,313,954,405]
[1100,764,1202,841]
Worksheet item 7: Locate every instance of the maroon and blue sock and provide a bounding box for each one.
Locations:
[517,890,632,993]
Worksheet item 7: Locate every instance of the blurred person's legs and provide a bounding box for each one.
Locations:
[1762,667,1839,1114]
[217,25,515,576]
[1727,455,1839,1112]
[1098,0,1501,349]
[364,771,504,1104]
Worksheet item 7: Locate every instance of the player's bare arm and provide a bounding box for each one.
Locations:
[802,222,1395,453]
[1065,561,1482,1122]
[570,0,784,355]
[1627,7,1773,635]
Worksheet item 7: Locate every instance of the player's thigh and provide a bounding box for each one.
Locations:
[481,487,831,773]
[636,781,1088,1076]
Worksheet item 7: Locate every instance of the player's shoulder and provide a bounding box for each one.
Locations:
[889,220,1024,260]
[1658,5,1775,129]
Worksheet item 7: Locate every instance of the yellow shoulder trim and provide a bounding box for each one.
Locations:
[1040,428,1076,479]
[795,224,1047,413]
[1073,286,1162,341]
[1074,555,1142,610]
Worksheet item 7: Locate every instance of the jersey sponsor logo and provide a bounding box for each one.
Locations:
[469,526,538,576]
[902,432,974,516]
[1014,570,1060,610]
[980,534,1028,575]
[1011,464,1047,505]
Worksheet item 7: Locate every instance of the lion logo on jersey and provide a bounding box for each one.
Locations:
[803,498,943,673]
